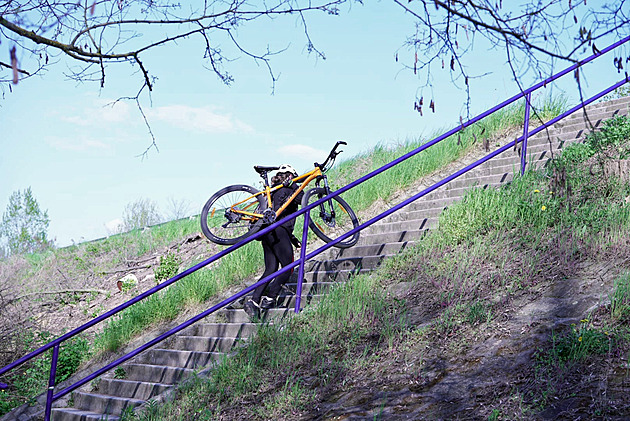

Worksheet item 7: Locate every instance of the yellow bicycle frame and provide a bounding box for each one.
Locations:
[227,167,323,221]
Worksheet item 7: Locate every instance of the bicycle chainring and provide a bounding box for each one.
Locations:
[263,208,276,225]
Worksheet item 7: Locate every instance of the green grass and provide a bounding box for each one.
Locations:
[123,272,402,421]
[328,95,567,213]
[94,96,569,353]
[0,94,573,417]
[121,108,630,420]
[81,217,201,261]
[94,241,263,353]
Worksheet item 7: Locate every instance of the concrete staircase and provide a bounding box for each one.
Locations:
[49,96,630,420]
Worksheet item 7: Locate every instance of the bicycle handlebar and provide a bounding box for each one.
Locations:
[316,141,346,171]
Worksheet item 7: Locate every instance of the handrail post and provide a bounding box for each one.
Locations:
[521,92,532,175]
[44,344,60,421]
[294,210,310,314]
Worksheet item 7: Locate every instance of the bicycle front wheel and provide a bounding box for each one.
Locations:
[201,184,267,246]
[301,187,360,248]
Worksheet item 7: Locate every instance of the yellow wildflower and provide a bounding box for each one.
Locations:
[578,336,583,342]
[541,205,547,211]
[534,189,540,193]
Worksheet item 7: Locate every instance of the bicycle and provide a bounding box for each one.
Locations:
[200,141,360,248]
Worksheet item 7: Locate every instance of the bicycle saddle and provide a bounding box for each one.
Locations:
[254,165,280,174]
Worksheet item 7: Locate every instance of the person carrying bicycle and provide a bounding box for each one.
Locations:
[244,164,303,320]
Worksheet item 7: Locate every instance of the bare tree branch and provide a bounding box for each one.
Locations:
[1,0,347,153]
[394,0,630,118]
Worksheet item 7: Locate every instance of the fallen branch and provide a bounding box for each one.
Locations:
[9,289,109,303]
[100,265,152,275]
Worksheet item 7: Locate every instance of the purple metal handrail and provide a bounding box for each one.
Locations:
[1,34,629,420]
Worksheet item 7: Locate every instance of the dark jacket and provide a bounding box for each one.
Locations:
[272,182,303,232]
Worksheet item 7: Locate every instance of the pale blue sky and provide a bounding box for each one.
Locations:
[0,1,626,247]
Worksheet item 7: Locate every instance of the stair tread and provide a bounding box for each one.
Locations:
[51,407,121,420]
[74,391,146,406]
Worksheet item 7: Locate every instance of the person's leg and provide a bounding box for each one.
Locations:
[261,228,294,305]
[252,233,279,303]
[245,232,279,319]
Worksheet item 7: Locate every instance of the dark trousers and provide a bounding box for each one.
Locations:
[252,227,294,303]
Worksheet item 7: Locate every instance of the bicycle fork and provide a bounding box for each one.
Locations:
[318,175,336,226]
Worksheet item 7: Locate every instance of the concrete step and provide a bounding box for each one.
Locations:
[285,278,343,292]
[381,204,451,224]
[554,108,630,132]
[331,240,416,259]
[356,227,429,246]
[120,363,193,384]
[134,349,221,369]
[362,215,438,236]
[51,408,120,421]
[279,278,338,296]
[274,292,324,309]
[186,322,257,339]
[404,195,459,213]
[302,269,372,283]
[73,391,144,416]
[96,378,171,401]
[445,169,515,191]
[218,305,308,324]
[307,254,395,275]
[170,336,245,353]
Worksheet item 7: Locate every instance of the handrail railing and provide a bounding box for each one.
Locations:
[1,34,629,420]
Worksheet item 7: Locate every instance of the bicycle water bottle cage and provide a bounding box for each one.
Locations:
[263,208,276,225]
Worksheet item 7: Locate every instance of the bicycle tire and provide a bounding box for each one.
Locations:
[200,184,267,245]
[301,187,360,248]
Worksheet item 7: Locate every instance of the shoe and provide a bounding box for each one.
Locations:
[260,296,276,310]
[244,299,260,320]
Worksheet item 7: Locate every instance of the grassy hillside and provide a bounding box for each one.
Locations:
[121,114,630,420]
[0,96,566,416]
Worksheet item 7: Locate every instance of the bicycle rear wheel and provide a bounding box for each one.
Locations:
[301,187,360,248]
[201,184,267,246]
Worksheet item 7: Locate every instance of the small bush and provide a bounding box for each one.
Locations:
[154,251,182,284]
[586,115,630,159]
[0,331,89,417]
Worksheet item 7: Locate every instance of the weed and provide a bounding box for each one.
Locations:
[118,275,138,294]
[543,321,610,366]
[466,300,493,325]
[114,367,127,379]
[610,272,630,321]
[586,115,630,159]
[90,378,101,392]
[94,242,263,353]
[153,251,182,284]
[488,408,501,421]
[601,85,630,101]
